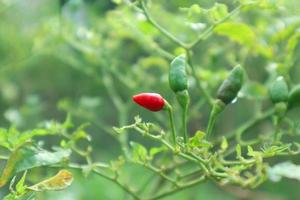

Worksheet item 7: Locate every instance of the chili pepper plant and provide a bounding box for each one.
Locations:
[1,0,300,199]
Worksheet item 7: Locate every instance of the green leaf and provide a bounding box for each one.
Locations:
[111,0,122,4]
[0,145,71,188]
[247,145,254,156]
[149,146,167,158]
[287,32,300,56]
[0,128,9,149]
[188,131,212,148]
[28,170,73,192]
[208,3,228,22]
[187,4,202,18]
[191,130,205,140]
[221,137,228,151]
[4,193,36,200]
[214,22,256,46]
[236,144,242,158]
[0,127,55,150]
[16,171,27,195]
[130,142,148,162]
[261,144,290,157]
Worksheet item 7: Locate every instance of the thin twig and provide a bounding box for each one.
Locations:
[140,0,188,48]
[146,176,206,200]
[188,4,244,49]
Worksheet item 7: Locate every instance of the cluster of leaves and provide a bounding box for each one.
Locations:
[0,0,300,199]
[0,116,93,199]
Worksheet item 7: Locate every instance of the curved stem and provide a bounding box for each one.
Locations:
[67,163,140,200]
[146,176,206,200]
[206,101,224,138]
[166,105,177,145]
[140,0,188,48]
[206,113,217,139]
[182,104,188,144]
[217,108,274,143]
[188,4,243,49]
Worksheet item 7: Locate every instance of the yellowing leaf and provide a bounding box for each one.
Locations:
[0,145,24,188]
[28,170,73,192]
[214,22,256,46]
[0,145,71,188]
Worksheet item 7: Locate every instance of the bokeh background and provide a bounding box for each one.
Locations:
[0,0,300,199]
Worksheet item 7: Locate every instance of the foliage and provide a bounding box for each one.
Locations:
[0,0,300,199]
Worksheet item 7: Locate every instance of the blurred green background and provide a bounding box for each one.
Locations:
[0,0,300,199]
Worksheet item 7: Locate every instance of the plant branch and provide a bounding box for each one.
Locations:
[146,176,206,200]
[188,4,244,49]
[140,0,188,48]
[68,163,141,200]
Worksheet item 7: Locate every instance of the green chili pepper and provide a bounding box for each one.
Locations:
[217,65,244,105]
[269,76,289,104]
[169,55,190,143]
[169,55,188,93]
[288,85,300,109]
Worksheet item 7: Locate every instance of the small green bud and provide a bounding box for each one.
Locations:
[217,65,244,104]
[288,85,300,109]
[169,55,188,93]
[269,76,289,104]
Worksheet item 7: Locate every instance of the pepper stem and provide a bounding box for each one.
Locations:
[164,102,177,144]
[175,90,190,144]
[273,102,287,143]
[206,100,225,139]
[182,103,189,144]
[273,116,280,143]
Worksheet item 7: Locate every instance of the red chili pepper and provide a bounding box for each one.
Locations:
[132,93,166,112]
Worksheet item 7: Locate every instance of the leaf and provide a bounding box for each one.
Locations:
[208,3,228,22]
[287,32,300,56]
[188,131,212,148]
[19,193,36,200]
[221,137,228,151]
[0,128,9,149]
[113,127,124,134]
[28,170,73,191]
[268,162,300,182]
[4,193,36,200]
[16,171,27,195]
[214,22,256,46]
[111,0,122,4]
[189,130,205,146]
[247,145,262,161]
[189,4,202,15]
[14,129,50,148]
[0,127,55,150]
[149,146,167,158]
[0,145,71,188]
[236,144,242,158]
[247,145,254,156]
[130,142,148,162]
